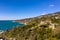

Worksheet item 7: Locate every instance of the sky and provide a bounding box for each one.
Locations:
[0,0,60,20]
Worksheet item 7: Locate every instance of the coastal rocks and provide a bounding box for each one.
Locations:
[0,30,4,34]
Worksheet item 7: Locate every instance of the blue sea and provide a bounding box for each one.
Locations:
[0,20,24,31]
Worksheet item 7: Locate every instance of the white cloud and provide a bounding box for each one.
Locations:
[49,4,55,7]
[40,12,47,15]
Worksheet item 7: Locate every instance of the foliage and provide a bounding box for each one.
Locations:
[2,12,60,40]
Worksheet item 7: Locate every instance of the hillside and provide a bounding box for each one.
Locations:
[16,12,60,24]
[1,12,60,40]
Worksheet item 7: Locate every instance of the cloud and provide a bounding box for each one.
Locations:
[40,12,47,15]
[49,4,55,7]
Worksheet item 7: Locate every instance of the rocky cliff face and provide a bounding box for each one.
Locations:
[1,12,60,40]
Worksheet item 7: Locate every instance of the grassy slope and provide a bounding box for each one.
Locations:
[1,12,60,40]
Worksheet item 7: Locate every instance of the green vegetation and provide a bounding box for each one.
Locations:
[2,24,60,40]
[51,18,60,25]
[1,12,60,40]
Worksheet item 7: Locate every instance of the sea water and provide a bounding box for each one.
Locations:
[0,20,24,31]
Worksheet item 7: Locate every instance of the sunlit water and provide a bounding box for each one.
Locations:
[0,20,24,31]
